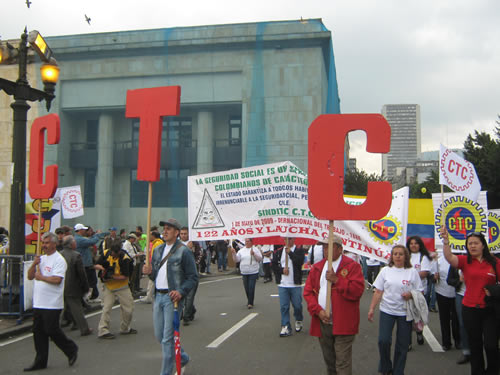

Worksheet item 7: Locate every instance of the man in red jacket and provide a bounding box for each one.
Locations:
[303,235,364,375]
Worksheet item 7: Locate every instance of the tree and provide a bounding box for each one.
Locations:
[344,168,386,196]
[408,170,451,198]
[463,118,500,208]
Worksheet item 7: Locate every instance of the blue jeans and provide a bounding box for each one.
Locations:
[153,293,189,375]
[242,273,258,305]
[205,249,211,273]
[378,311,412,375]
[217,251,227,270]
[455,294,469,353]
[278,286,303,329]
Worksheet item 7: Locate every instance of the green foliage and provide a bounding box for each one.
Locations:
[462,119,500,208]
[344,168,386,196]
[409,170,452,198]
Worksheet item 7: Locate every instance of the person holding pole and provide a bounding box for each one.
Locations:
[441,226,500,375]
[304,235,364,375]
[143,219,198,375]
[24,232,78,371]
[230,238,262,309]
[367,245,423,375]
[272,237,305,337]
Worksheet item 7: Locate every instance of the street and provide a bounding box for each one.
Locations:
[0,274,469,375]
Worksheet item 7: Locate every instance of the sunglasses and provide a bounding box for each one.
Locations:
[466,232,483,238]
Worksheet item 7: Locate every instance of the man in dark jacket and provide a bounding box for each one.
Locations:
[143,218,198,375]
[272,237,305,337]
[59,235,92,336]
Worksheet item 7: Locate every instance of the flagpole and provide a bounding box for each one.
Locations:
[146,182,153,266]
[440,184,445,228]
[325,219,334,317]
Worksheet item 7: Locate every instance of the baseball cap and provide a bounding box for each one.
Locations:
[109,227,117,231]
[127,233,138,239]
[74,223,89,231]
[318,235,343,246]
[159,218,181,231]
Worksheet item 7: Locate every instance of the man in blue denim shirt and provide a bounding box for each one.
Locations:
[74,224,108,300]
[143,218,198,375]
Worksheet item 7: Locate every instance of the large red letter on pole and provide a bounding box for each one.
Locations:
[28,114,60,199]
[125,86,181,181]
[308,114,392,220]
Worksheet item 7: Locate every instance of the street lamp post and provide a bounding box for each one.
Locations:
[0,28,59,263]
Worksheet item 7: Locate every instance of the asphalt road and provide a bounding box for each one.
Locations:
[0,275,470,375]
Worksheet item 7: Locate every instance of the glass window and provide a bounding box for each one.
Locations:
[130,168,189,207]
[229,115,241,146]
[87,120,98,150]
[84,169,96,207]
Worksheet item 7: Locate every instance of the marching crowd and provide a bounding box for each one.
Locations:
[16,218,500,375]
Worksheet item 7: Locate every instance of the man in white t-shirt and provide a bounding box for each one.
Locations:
[307,240,325,266]
[272,237,305,337]
[24,232,78,372]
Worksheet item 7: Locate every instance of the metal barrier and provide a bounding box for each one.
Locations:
[0,254,29,321]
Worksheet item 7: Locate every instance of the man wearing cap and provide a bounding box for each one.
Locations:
[123,232,144,294]
[272,237,305,337]
[102,227,119,254]
[143,219,198,375]
[303,235,365,375]
[74,224,108,301]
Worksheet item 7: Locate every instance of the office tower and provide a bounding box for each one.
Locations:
[381,104,421,180]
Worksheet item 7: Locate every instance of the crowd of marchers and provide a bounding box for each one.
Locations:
[14,219,500,375]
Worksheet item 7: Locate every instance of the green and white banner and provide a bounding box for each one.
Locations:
[188,161,408,263]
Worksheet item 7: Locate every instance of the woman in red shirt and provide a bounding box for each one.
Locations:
[441,227,500,375]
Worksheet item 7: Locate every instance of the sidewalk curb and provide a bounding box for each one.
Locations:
[0,304,102,342]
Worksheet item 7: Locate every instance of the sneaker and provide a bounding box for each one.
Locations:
[98,333,115,339]
[295,321,303,332]
[457,354,470,365]
[279,326,291,337]
[89,298,102,303]
[120,328,137,335]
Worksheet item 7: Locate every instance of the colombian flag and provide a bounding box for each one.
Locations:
[407,198,435,251]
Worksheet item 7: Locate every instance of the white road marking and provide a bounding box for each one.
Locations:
[270,294,279,297]
[206,313,258,348]
[0,301,135,347]
[423,325,444,352]
[200,276,241,285]
[220,313,227,316]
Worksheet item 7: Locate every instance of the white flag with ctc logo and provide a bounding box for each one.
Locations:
[59,186,84,219]
[439,144,481,202]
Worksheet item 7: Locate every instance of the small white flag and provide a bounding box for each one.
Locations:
[59,186,84,219]
[439,144,481,202]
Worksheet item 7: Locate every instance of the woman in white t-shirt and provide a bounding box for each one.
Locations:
[406,236,432,345]
[368,245,423,375]
[230,238,262,309]
[434,253,460,351]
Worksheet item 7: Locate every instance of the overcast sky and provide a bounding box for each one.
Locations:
[2,0,499,174]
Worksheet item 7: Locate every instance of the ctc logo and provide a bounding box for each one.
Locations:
[447,207,475,240]
[488,220,499,243]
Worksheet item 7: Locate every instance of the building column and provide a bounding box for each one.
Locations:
[196,111,214,174]
[95,113,113,230]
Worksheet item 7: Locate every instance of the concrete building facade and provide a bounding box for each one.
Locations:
[8,19,342,230]
[381,104,421,181]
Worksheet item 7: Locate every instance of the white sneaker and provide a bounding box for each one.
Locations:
[279,325,291,337]
[295,321,303,332]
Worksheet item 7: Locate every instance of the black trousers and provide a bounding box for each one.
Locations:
[436,293,460,348]
[263,263,273,281]
[32,308,78,367]
[85,267,99,299]
[367,265,380,285]
[462,305,498,375]
[183,279,199,321]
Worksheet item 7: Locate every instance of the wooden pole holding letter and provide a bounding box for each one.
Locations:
[325,220,334,317]
[146,182,153,266]
[36,204,42,256]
